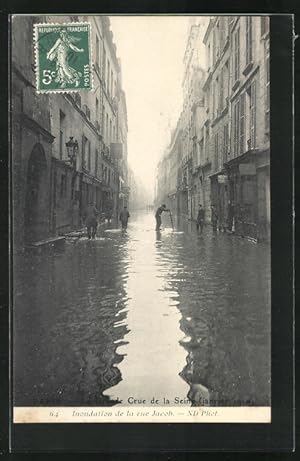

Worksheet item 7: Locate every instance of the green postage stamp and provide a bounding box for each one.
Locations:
[34,22,93,92]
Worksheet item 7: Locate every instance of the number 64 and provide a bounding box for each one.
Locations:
[42,69,56,85]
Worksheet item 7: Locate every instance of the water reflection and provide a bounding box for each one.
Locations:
[14,235,129,405]
[105,214,189,405]
[14,211,270,406]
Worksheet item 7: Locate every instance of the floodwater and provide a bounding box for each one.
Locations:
[13,211,271,406]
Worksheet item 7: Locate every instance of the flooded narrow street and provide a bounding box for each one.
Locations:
[14,211,270,407]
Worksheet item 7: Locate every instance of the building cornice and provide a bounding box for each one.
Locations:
[224,148,259,168]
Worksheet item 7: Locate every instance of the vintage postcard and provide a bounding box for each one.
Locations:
[11,14,271,426]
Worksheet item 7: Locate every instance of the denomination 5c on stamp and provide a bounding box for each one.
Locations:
[34,22,93,93]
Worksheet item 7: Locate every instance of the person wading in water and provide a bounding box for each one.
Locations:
[86,202,98,239]
[196,204,205,233]
[155,204,169,231]
[119,205,130,230]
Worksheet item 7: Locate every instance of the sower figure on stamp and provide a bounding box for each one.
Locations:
[119,206,130,230]
[46,29,84,88]
[155,204,169,231]
[86,202,98,239]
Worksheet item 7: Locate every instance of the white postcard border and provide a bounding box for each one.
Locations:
[14,406,271,424]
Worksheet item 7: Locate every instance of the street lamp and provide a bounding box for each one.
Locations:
[66,137,79,167]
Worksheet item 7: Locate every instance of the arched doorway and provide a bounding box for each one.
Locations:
[25,144,48,243]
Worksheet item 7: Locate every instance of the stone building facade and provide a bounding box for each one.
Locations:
[203,16,231,229]
[225,16,270,240]
[11,15,54,248]
[181,20,208,221]
[156,16,270,241]
[12,15,130,248]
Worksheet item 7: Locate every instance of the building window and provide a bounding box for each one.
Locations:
[87,140,91,170]
[233,28,240,83]
[223,16,229,40]
[265,43,270,133]
[96,97,99,122]
[233,100,240,156]
[219,69,224,111]
[223,124,229,162]
[102,105,105,135]
[59,130,64,160]
[103,48,106,83]
[215,77,219,116]
[95,149,99,176]
[207,43,211,70]
[249,80,257,148]
[216,20,220,60]
[214,132,219,170]
[82,135,87,169]
[261,16,269,36]
[106,114,109,143]
[60,174,67,197]
[205,126,210,161]
[206,85,211,112]
[246,16,253,65]
[96,35,99,69]
[213,28,216,65]
[107,60,110,95]
[59,110,66,159]
[239,93,245,153]
[219,17,224,48]
[212,82,215,118]
[199,138,204,165]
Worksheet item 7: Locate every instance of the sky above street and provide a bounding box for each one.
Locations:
[109,16,196,198]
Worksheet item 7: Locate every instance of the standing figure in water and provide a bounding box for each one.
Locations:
[86,202,98,239]
[155,204,169,231]
[119,205,130,230]
[196,204,205,233]
[211,205,218,232]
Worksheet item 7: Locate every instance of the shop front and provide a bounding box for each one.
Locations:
[224,150,270,241]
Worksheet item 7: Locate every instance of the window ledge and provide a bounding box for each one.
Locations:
[243,61,254,76]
